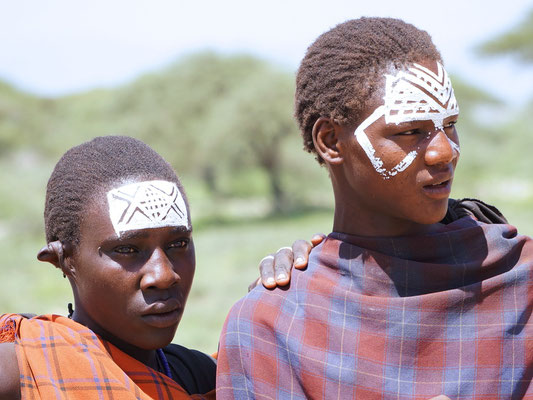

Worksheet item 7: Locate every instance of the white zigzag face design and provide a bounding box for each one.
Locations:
[354,61,460,179]
[384,62,459,129]
[107,180,189,235]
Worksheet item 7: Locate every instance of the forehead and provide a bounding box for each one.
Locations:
[105,179,190,236]
[368,60,459,129]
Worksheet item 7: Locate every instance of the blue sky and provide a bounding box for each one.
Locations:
[1,0,532,105]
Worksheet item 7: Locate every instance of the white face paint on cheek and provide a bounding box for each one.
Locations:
[353,105,419,179]
[107,180,190,235]
[354,61,460,179]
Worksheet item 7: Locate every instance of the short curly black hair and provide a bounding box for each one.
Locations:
[44,135,187,245]
[295,17,442,164]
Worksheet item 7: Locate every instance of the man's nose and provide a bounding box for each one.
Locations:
[140,248,180,291]
[424,130,457,166]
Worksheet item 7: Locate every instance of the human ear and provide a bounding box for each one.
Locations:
[312,117,343,165]
[37,241,75,278]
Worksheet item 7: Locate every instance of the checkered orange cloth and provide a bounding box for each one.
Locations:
[0,313,214,400]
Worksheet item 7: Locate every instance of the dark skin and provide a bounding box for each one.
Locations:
[72,214,194,365]
[259,60,459,286]
[0,177,311,399]
[314,59,459,237]
[254,235,323,290]
[55,186,195,368]
[0,178,195,399]
[219,58,452,399]
[257,60,457,400]
[0,178,195,397]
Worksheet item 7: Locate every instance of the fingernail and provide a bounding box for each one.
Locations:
[277,273,287,280]
[266,277,275,285]
[295,257,304,265]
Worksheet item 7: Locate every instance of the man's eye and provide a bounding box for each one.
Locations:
[168,239,189,249]
[114,246,137,254]
[444,121,457,129]
[397,129,418,136]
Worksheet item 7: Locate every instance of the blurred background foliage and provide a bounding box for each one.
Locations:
[476,9,533,63]
[0,15,532,353]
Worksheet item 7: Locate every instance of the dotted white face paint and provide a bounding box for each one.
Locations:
[354,61,460,179]
[107,180,189,236]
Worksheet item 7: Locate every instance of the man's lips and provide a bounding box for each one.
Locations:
[422,174,453,199]
[143,298,181,315]
[141,298,183,328]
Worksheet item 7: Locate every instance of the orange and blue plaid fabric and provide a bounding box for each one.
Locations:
[217,217,533,399]
[0,313,214,399]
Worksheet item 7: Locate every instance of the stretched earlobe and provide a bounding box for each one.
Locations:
[37,242,61,265]
[312,117,343,165]
[37,241,74,277]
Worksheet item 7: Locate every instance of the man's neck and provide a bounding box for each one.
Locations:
[331,193,440,237]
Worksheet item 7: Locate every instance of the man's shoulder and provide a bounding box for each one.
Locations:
[223,266,331,342]
[228,284,299,323]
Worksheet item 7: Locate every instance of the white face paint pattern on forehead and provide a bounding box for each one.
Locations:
[107,180,190,236]
[354,61,460,179]
[384,62,459,130]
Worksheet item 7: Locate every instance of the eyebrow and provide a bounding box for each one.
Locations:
[107,225,192,241]
[384,120,420,130]
[168,225,193,235]
[444,114,459,122]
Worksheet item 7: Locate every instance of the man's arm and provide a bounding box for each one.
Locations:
[0,342,20,400]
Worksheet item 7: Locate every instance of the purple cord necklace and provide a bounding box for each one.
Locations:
[156,348,172,378]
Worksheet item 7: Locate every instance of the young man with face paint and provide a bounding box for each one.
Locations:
[216,18,533,399]
[0,136,308,399]
[0,136,214,400]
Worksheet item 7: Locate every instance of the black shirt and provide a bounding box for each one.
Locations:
[162,343,216,395]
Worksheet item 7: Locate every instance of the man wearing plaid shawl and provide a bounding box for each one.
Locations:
[217,18,533,399]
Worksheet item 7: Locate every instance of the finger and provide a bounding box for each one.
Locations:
[428,396,451,400]
[310,233,326,247]
[291,239,312,269]
[273,247,292,286]
[259,255,276,289]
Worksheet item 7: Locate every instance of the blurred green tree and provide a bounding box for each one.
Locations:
[204,67,297,213]
[476,9,533,63]
[0,81,56,157]
[471,7,533,180]
[23,52,301,214]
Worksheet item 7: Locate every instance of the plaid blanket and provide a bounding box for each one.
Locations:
[0,313,214,399]
[217,217,533,399]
